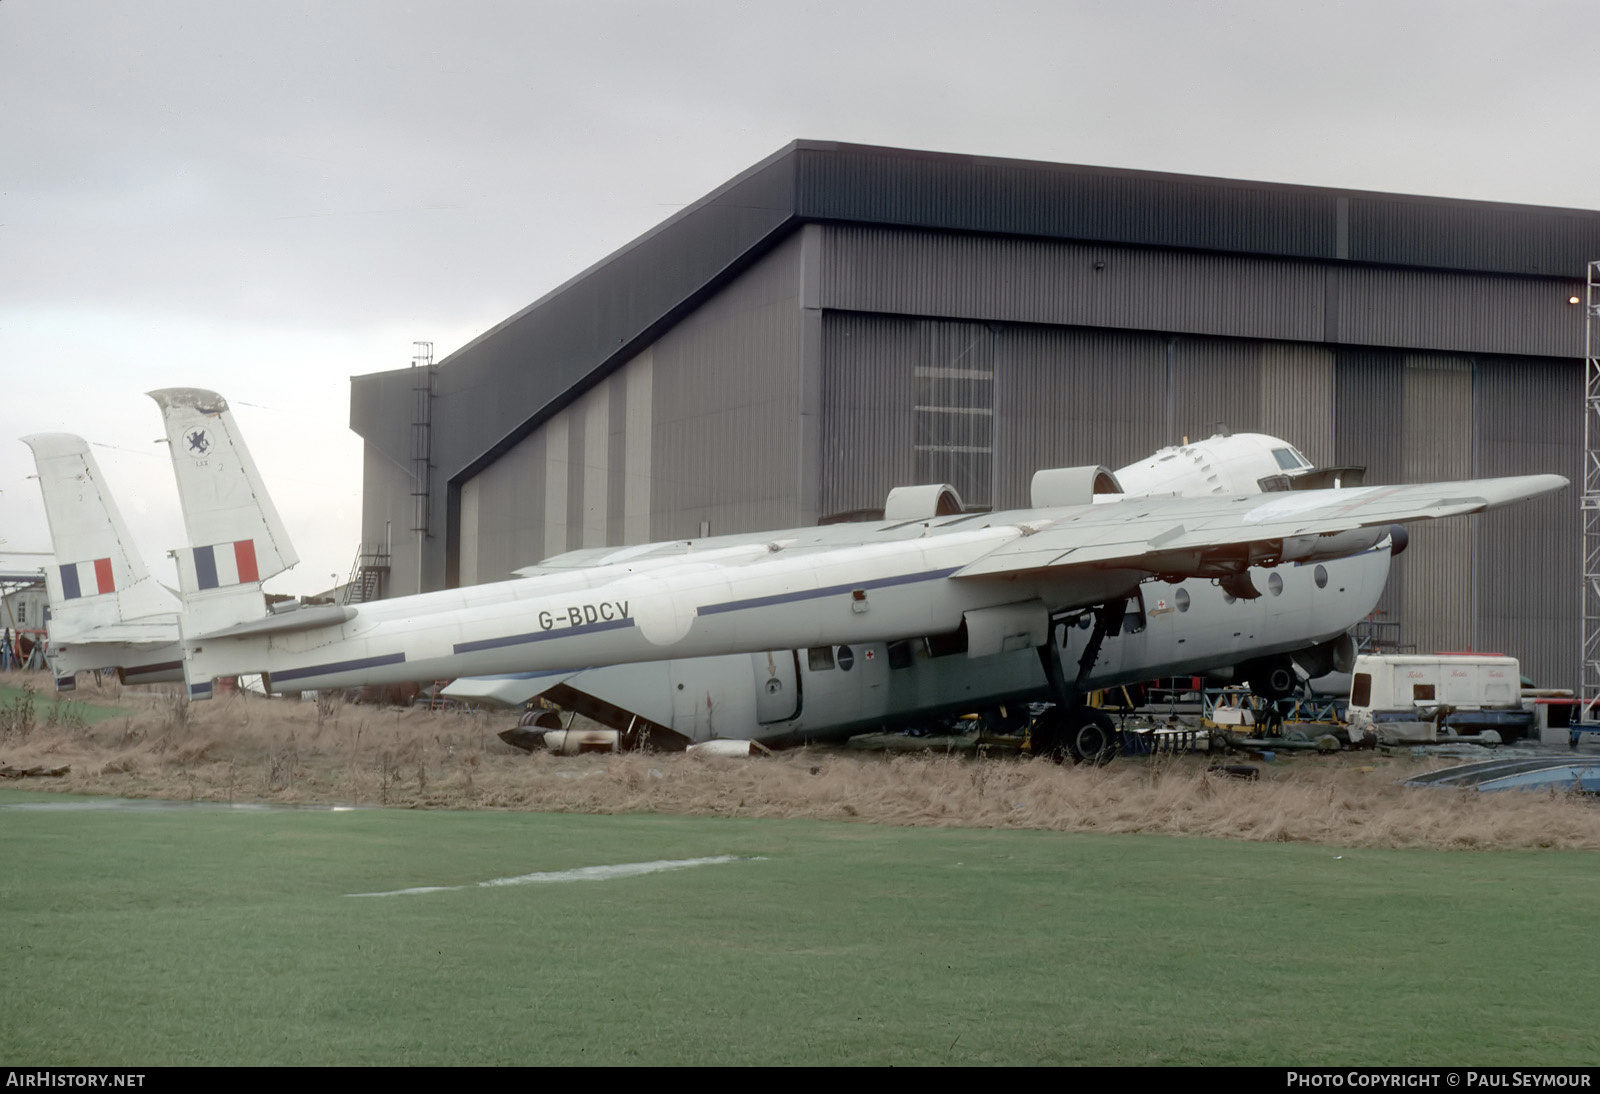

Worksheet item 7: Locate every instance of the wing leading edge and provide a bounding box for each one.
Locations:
[951,475,1567,580]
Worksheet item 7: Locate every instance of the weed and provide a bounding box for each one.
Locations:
[0,684,36,739]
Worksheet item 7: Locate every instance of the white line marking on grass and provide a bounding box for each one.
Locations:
[347,855,759,897]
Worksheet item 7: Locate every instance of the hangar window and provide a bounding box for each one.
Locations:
[16,602,25,625]
[807,646,835,671]
[913,352,992,508]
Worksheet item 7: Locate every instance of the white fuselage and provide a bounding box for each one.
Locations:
[192,503,1389,701]
[464,545,1391,745]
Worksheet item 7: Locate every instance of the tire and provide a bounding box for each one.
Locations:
[1068,709,1120,766]
[1246,658,1297,701]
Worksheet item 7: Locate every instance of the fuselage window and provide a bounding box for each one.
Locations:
[1272,447,1307,471]
[1174,587,1191,613]
[1314,565,1328,589]
[1267,572,1283,596]
[807,646,835,671]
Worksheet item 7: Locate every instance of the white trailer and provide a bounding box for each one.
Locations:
[1346,653,1530,744]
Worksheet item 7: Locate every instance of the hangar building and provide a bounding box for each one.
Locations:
[350,141,1600,688]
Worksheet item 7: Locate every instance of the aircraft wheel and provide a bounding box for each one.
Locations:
[1068,709,1120,766]
[1246,657,1298,701]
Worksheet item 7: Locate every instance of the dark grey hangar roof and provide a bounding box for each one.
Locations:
[348,139,1600,491]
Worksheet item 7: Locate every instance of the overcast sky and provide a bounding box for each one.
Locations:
[3,0,1596,596]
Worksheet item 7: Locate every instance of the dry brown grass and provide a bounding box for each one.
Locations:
[2,670,1597,851]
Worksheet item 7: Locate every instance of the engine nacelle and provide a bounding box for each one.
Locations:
[883,483,965,520]
[542,728,619,755]
[686,739,767,757]
[1030,465,1123,508]
[1277,526,1388,565]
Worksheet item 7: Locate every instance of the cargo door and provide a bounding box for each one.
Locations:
[752,650,800,723]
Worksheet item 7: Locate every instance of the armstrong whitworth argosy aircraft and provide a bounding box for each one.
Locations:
[26,408,1356,762]
[141,387,1566,759]
[32,413,1376,762]
[443,431,1383,758]
[19,434,186,690]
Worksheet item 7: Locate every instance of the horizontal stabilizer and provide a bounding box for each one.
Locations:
[191,604,356,642]
[440,671,584,709]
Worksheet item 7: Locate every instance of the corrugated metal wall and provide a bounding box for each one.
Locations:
[1333,349,1406,628]
[820,313,953,516]
[823,314,1333,514]
[820,225,1583,360]
[360,442,425,596]
[1398,357,1475,657]
[794,143,1600,276]
[1347,195,1598,277]
[648,232,807,540]
[992,326,1169,509]
[821,225,1325,344]
[1260,344,1335,467]
[1332,266,1579,357]
[797,146,1341,260]
[1472,357,1582,687]
[457,349,658,582]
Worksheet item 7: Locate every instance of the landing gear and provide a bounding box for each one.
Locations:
[1029,705,1120,765]
[1068,708,1119,766]
[1243,656,1298,701]
[1032,603,1126,766]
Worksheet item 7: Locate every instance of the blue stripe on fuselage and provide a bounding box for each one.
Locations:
[453,616,635,656]
[696,566,962,616]
[269,651,408,684]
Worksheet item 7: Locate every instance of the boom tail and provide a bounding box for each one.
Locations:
[20,433,183,688]
[147,388,298,699]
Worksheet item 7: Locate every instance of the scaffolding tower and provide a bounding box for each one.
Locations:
[409,340,436,594]
[1581,262,1600,718]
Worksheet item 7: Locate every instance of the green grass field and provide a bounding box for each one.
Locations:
[0,683,130,729]
[2,786,1597,1066]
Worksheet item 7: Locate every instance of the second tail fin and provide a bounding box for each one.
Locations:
[21,433,181,642]
[148,388,298,648]
[21,433,184,688]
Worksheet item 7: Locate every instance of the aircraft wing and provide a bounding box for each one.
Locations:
[952,475,1566,579]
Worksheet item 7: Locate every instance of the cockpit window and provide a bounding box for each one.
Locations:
[1272,447,1309,471]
